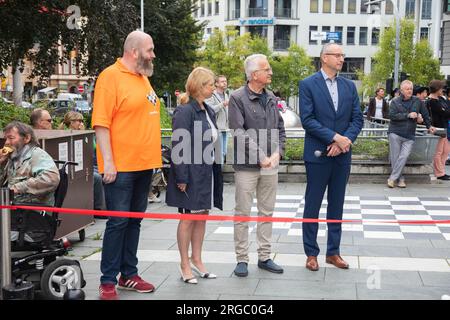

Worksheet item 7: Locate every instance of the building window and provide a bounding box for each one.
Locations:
[201,0,205,16]
[63,61,70,75]
[348,0,356,14]
[359,26,368,45]
[275,0,292,18]
[248,26,268,38]
[347,26,355,45]
[309,25,318,44]
[310,0,318,13]
[248,0,268,17]
[385,1,393,14]
[340,57,365,80]
[208,0,212,16]
[215,0,219,15]
[322,26,331,43]
[371,28,380,45]
[323,0,331,13]
[335,26,343,44]
[336,0,344,13]
[420,27,429,39]
[230,0,240,19]
[71,59,77,75]
[421,0,432,19]
[360,0,368,14]
[405,0,415,18]
[446,0,450,12]
[274,25,291,50]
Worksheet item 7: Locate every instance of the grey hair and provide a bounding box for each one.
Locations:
[320,43,340,57]
[400,80,413,89]
[244,54,267,81]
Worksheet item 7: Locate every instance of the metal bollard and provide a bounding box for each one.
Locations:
[1,188,12,292]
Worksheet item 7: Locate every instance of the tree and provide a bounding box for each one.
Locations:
[197,28,272,89]
[270,44,315,101]
[360,18,443,96]
[139,0,204,98]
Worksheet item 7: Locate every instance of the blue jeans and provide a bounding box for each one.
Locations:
[100,170,152,284]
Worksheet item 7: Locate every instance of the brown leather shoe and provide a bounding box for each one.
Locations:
[325,255,349,269]
[305,256,319,271]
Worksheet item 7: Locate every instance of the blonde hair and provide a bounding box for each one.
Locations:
[58,111,84,129]
[179,67,215,105]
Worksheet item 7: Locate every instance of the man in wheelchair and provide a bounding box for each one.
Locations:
[1,121,85,299]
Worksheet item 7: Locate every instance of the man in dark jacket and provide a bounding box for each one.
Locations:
[387,80,423,188]
[228,54,286,277]
[367,87,389,121]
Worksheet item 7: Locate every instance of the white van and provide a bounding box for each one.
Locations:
[57,93,83,101]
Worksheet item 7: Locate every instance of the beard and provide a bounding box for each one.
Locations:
[136,53,154,77]
[9,140,26,160]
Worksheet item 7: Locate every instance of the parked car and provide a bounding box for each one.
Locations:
[47,99,76,116]
[1,97,33,108]
[57,93,83,101]
[74,100,92,114]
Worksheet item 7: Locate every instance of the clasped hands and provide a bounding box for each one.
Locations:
[260,152,281,169]
[326,134,352,157]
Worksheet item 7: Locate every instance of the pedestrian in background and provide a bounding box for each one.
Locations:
[428,80,450,180]
[30,108,53,130]
[92,30,161,300]
[166,67,223,284]
[367,87,389,122]
[205,75,229,163]
[387,80,423,188]
[299,43,363,271]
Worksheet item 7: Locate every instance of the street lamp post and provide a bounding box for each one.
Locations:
[365,0,401,90]
[141,0,144,31]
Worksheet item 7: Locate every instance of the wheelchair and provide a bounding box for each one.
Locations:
[10,160,86,300]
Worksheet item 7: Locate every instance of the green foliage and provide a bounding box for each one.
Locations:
[360,19,443,96]
[0,100,31,129]
[141,0,204,97]
[282,138,389,161]
[159,98,172,136]
[270,44,315,101]
[197,29,315,95]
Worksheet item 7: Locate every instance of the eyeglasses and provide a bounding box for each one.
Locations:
[42,119,52,123]
[256,67,272,73]
[325,53,346,58]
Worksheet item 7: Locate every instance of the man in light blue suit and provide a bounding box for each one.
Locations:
[299,43,363,271]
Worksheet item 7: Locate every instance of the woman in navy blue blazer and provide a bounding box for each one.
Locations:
[166,67,223,284]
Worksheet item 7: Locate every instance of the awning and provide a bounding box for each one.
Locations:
[37,87,57,93]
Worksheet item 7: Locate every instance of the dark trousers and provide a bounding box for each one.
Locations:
[302,161,350,257]
[100,170,153,285]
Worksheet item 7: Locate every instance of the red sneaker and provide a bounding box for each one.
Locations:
[99,284,118,300]
[118,275,155,293]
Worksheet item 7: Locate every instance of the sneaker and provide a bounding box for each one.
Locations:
[397,180,406,188]
[99,284,118,300]
[257,259,284,274]
[437,175,450,181]
[118,275,155,293]
[234,262,248,277]
[387,179,395,188]
[148,193,161,203]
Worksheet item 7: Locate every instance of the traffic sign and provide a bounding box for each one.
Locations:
[310,31,327,41]
[326,32,342,42]
[78,85,84,93]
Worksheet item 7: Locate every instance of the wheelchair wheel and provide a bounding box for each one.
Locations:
[40,259,84,300]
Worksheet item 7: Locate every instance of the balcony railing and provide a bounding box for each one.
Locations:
[273,39,290,50]
[247,8,268,17]
[274,8,293,18]
[230,9,240,19]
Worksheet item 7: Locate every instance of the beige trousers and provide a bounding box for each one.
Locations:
[234,170,278,263]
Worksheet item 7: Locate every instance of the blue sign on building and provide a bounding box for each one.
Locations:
[239,17,276,26]
[326,32,342,42]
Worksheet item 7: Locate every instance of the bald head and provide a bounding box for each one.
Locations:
[124,30,152,54]
[122,30,156,77]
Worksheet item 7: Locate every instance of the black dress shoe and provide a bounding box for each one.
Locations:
[437,175,450,180]
[257,259,284,273]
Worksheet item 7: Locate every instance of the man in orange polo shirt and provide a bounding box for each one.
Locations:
[92,30,162,300]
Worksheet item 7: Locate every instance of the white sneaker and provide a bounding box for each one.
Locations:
[148,194,161,203]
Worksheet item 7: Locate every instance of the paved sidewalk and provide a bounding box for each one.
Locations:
[68,181,450,300]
